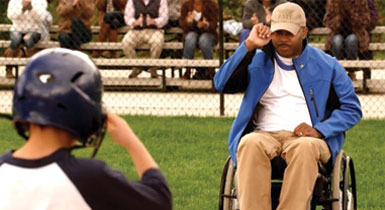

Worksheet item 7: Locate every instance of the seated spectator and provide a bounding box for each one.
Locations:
[122,0,168,78]
[323,0,371,80]
[157,0,185,62]
[240,0,285,44]
[93,0,127,58]
[360,0,378,80]
[179,0,218,80]
[367,0,378,33]
[4,0,52,78]
[167,0,184,28]
[0,48,172,210]
[56,0,94,50]
[291,0,326,31]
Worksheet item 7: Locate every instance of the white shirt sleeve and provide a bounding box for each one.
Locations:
[7,0,23,21]
[154,0,168,28]
[124,0,136,28]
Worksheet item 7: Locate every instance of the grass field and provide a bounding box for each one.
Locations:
[0,116,384,210]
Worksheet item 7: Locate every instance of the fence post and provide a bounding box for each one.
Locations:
[218,0,225,116]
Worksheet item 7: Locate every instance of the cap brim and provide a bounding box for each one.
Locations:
[271,22,300,35]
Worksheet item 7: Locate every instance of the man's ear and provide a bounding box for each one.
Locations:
[302,27,308,39]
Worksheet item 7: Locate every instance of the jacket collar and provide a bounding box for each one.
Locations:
[262,38,310,70]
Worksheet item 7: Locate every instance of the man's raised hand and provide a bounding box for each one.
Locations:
[245,23,271,51]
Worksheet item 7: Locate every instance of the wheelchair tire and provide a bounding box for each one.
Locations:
[342,156,357,210]
[218,156,238,210]
[331,151,357,210]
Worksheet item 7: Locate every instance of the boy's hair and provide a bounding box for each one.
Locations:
[12,48,106,147]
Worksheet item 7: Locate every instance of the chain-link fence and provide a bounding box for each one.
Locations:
[0,0,384,118]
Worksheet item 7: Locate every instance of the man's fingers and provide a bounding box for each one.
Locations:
[255,24,269,38]
[293,122,308,136]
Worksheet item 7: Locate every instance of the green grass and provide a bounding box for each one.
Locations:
[0,116,384,209]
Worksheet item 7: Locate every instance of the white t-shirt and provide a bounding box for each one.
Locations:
[254,53,312,132]
[0,149,171,210]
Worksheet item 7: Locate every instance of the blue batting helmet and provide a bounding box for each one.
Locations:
[12,48,106,145]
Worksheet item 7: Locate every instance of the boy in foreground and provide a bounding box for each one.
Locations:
[0,48,172,210]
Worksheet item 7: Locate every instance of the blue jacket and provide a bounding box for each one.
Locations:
[214,41,362,166]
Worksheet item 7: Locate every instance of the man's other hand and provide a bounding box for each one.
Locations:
[294,122,323,138]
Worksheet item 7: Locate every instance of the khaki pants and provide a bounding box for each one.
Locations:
[122,29,164,77]
[122,29,164,59]
[236,131,331,210]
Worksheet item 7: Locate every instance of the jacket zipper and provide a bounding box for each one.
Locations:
[293,66,314,125]
[310,88,319,117]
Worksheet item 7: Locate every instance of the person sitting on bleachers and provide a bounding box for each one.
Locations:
[122,0,168,78]
[56,0,94,50]
[159,0,184,61]
[360,0,378,80]
[291,0,327,32]
[167,0,184,28]
[4,0,51,78]
[179,0,218,80]
[240,0,285,44]
[93,0,127,58]
[323,0,371,80]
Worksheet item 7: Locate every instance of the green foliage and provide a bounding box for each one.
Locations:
[222,0,243,21]
[0,116,384,209]
[0,1,10,24]
[377,0,385,25]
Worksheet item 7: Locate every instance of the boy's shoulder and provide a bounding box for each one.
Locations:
[0,149,108,177]
[0,151,13,166]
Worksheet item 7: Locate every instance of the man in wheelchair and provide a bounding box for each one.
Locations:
[214,2,362,210]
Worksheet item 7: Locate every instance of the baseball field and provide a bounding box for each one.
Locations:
[0,116,384,210]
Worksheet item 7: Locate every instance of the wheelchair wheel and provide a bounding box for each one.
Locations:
[331,151,357,210]
[342,156,357,210]
[218,156,238,210]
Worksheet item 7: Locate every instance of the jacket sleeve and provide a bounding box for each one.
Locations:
[202,1,217,34]
[366,0,378,32]
[7,0,23,21]
[313,61,362,139]
[96,0,105,11]
[214,42,254,93]
[349,0,370,29]
[56,0,75,17]
[179,1,194,32]
[78,0,94,20]
[30,0,48,22]
[115,0,128,11]
[323,0,343,32]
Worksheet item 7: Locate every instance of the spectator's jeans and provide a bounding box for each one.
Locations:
[330,34,358,60]
[58,19,92,50]
[183,31,214,59]
[10,31,41,50]
[239,29,251,44]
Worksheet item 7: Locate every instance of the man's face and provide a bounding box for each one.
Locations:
[271,27,308,58]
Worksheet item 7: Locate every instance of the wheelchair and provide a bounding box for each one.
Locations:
[218,150,356,210]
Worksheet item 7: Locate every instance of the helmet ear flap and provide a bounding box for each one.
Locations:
[14,121,29,140]
[89,110,107,158]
